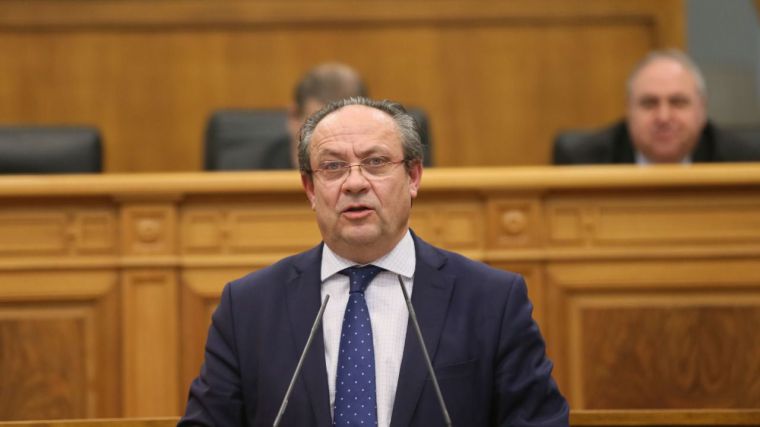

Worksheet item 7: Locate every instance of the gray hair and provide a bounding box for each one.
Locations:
[626,49,707,100]
[298,97,424,175]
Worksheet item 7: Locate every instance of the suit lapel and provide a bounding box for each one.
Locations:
[286,244,332,427]
[390,236,455,427]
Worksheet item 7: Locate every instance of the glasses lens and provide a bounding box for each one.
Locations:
[316,158,401,181]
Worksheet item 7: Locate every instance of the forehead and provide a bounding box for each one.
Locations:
[311,105,403,153]
[631,58,699,97]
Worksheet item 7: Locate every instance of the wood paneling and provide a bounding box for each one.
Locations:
[1,164,760,418]
[121,270,179,417]
[0,0,683,171]
[571,409,760,426]
[0,272,119,420]
[547,259,760,409]
[0,206,116,259]
[581,304,760,409]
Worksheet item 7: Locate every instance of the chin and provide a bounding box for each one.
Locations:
[340,228,383,246]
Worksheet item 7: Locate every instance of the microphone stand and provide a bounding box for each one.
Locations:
[397,275,452,427]
[273,294,330,427]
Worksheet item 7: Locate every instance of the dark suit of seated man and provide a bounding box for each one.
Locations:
[555,119,760,164]
[180,97,569,426]
[554,49,760,165]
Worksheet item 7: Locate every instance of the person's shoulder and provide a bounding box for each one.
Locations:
[710,123,760,161]
[226,243,321,295]
[415,236,523,289]
[260,134,294,170]
[553,120,626,164]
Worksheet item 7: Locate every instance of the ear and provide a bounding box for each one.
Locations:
[407,161,423,199]
[301,173,317,210]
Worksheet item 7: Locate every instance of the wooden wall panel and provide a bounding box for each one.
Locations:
[410,197,485,257]
[0,0,684,172]
[0,205,117,259]
[546,191,760,248]
[121,270,179,417]
[0,272,119,420]
[547,259,760,409]
[179,269,246,407]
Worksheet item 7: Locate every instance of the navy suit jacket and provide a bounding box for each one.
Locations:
[553,120,760,164]
[179,233,568,426]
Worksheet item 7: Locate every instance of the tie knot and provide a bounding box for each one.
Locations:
[340,265,384,294]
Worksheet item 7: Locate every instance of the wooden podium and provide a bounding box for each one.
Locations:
[1,165,760,419]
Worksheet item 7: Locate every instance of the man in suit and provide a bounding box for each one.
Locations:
[554,49,760,164]
[261,63,368,169]
[180,97,569,426]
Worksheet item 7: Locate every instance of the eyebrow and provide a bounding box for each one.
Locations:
[315,145,391,160]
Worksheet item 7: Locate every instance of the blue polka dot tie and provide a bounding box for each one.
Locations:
[333,265,384,427]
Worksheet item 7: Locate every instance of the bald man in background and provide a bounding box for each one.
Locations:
[554,49,760,164]
[262,63,368,169]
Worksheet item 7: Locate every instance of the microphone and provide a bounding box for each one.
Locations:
[397,275,452,427]
[273,294,330,427]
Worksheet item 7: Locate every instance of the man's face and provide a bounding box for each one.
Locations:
[627,58,707,163]
[301,105,422,263]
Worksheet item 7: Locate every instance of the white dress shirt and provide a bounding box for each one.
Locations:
[320,230,415,427]
[636,150,692,165]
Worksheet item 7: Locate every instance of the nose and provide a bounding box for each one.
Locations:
[655,103,672,122]
[341,164,370,193]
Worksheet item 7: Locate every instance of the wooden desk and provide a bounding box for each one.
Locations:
[1,165,759,420]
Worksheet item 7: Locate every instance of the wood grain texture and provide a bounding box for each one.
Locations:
[571,409,760,426]
[0,273,119,420]
[581,305,760,409]
[0,0,683,171]
[547,258,760,409]
[0,318,86,419]
[121,270,179,416]
[0,165,759,417]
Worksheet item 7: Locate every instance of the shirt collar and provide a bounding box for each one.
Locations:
[321,229,416,281]
[636,150,692,166]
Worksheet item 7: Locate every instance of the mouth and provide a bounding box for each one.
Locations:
[341,204,375,219]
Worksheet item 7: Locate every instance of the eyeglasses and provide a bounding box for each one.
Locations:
[312,157,406,181]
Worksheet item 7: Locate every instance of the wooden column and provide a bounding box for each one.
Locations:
[119,200,180,416]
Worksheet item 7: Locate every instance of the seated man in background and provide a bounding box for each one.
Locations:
[554,49,760,165]
[265,62,368,168]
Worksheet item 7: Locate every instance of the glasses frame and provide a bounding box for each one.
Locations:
[312,157,407,182]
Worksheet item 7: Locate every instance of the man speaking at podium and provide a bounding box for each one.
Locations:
[179,97,569,426]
